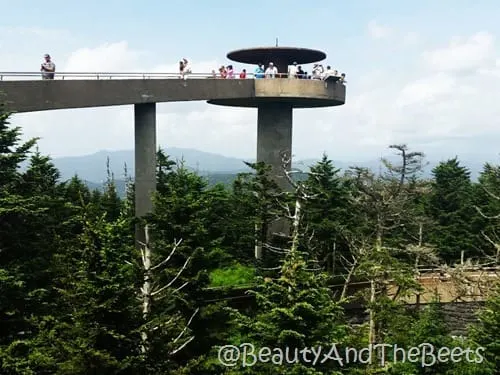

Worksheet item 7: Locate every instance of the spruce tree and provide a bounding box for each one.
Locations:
[303,154,353,274]
[466,284,500,373]
[426,158,476,263]
[474,163,500,263]
[150,149,234,370]
[221,249,347,375]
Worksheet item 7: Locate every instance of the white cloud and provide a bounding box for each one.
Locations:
[422,32,495,73]
[64,41,145,72]
[396,73,456,107]
[367,20,392,39]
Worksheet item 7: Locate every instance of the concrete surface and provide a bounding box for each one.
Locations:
[256,102,293,191]
[0,78,254,113]
[134,103,157,248]
[257,102,294,241]
[208,78,345,108]
[0,78,346,113]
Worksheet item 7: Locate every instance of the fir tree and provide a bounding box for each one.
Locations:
[466,284,500,374]
[426,158,477,263]
[303,153,353,274]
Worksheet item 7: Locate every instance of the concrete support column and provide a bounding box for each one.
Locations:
[256,103,293,258]
[257,102,293,191]
[134,103,157,248]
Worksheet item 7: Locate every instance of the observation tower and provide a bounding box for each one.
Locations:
[209,46,345,192]
[210,46,345,250]
[0,44,346,255]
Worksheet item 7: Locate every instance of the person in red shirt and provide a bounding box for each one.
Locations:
[239,69,247,79]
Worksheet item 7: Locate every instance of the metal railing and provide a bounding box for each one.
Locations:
[0,71,344,82]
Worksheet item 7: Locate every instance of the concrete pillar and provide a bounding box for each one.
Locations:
[257,102,293,191]
[134,103,157,248]
[256,103,293,258]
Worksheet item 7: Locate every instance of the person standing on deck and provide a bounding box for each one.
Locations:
[288,61,298,78]
[254,64,264,79]
[40,54,55,79]
[265,62,278,78]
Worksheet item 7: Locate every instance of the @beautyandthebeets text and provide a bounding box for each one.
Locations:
[217,342,485,368]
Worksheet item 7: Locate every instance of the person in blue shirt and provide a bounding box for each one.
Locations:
[254,63,264,79]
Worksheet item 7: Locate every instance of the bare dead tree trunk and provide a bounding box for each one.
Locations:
[254,222,263,259]
[415,222,423,269]
[137,227,199,356]
[332,240,337,275]
[290,195,302,254]
[368,279,376,347]
[340,256,358,300]
[140,225,152,354]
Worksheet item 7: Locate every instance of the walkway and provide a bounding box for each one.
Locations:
[0,72,345,113]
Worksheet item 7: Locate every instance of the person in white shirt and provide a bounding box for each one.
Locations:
[265,62,278,78]
[312,64,324,80]
[288,61,298,78]
[40,54,55,80]
[323,65,335,80]
[181,58,191,80]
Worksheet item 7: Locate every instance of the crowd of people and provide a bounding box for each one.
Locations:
[199,59,346,83]
[37,54,346,84]
[256,61,346,82]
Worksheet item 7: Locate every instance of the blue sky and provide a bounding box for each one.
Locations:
[2,1,500,164]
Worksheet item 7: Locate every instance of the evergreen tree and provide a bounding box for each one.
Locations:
[62,175,92,206]
[426,158,476,263]
[0,107,73,373]
[474,163,500,263]
[223,249,348,374]
[223,162,284,265]
[101,157,122,222]
[374,302,471,374]
[24,206,141,374]
[302,154,353,274]
[466,284,500,374]
[150,149,234,370]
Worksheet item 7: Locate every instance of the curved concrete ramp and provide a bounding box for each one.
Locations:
[0,78,345,113]
[0,78,254,113]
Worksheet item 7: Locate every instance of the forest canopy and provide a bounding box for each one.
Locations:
[1,103,499,374]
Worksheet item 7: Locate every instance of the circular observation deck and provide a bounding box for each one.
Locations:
[208,77,345,108]
[227,46,326,66]
[227,46,326,77]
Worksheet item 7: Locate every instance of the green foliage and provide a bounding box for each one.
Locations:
[303,153,353,274]
[467,284,500,373]
[426,158,477,262]
[209,264,256,287]
[223,250,349,374]
[3,103,500,374]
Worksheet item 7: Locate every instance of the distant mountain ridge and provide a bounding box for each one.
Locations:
[49,148,490,185]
